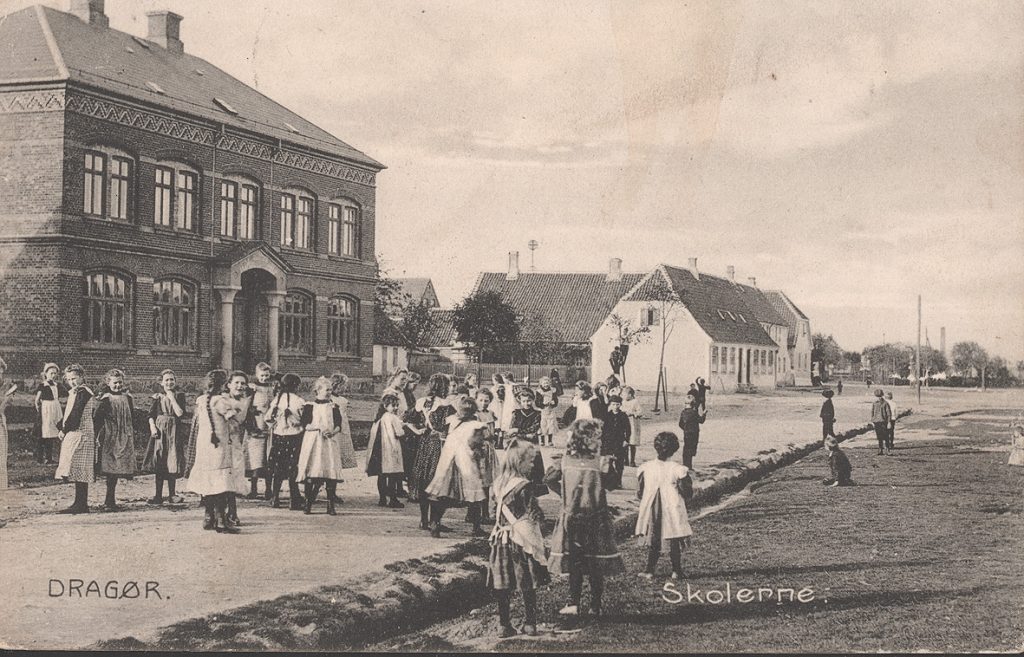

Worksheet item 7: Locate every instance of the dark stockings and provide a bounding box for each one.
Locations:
[629,446,637,465]
[71,482,88,509]
[104,476,118,507]
[497,589,537,627]
[646,541,683,575]
[568,570,604,612]
[419,498,430,527]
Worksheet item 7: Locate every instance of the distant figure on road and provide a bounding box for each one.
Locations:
[820,389,837,439]
[694,377,709,412]
[836,379,844,395]
[870,389,892,455]
[1008,416,1024,467]
[884,392,897,451]
[822,436,853,486]
[677,396,707,469]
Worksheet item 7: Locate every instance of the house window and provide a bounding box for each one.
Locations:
[328,205,341,255]
[729,347,736,373]
[342,205,358,257]
[711,346,719,373]
[82,271,131,346]
[239,184,257,239]
[84,152,106,215]
[769,351,775,370]
[641,306,659,327]
[295,196,313,249]
[176,171,197,231]
[109,156,131,220]
[280,193,295,247]
[326,296,357,354]
[153,279,195,349]
[280,291,313,353]
[154,167,173,227]
[219,181,237,237]
[392,346,399,368]
[83,149,133,221]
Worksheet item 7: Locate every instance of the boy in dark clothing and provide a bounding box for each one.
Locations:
[677,396,707,468]
[822,436,853,486]
[870,389,892,455]
[600,394,631,490]
[819,389,837,439]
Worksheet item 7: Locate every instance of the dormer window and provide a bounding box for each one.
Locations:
[213,97,238,115]
[146,81,165,94]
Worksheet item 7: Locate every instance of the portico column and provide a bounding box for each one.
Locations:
[266,291,287,371]
[214,286,241,370]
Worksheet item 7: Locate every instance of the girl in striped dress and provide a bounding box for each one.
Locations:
[143,369,188,504]
[410,374,454,530]
[487,440,550,638]
[55,363,96,513]
[34,362,62,465]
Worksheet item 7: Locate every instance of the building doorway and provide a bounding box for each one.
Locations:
[232,268,277,372]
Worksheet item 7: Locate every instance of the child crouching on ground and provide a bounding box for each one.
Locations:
[822,436,853,486]
[635,432,694,580]
[488,440,550,638]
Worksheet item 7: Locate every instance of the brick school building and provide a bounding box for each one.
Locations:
[0,1,384,386]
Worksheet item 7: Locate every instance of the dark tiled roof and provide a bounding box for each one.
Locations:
[629,266,777,347]
[473,271,646,343]
[373,314,410,347]
[0,6,383,169]
[764,290,808,348]
[422,309,457,348]
[735,284,787,326]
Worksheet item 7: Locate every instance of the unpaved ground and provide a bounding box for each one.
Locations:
[371,408,1024,653]
[1,387,1019,650]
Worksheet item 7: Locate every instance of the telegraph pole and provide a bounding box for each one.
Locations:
[916,295,922,405]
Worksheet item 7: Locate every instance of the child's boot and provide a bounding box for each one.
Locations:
[325,483,337,515]
[247,478,259,499]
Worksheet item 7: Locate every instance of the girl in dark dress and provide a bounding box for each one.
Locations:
[143,369,188,504]
[409,374,455,530]
[93,369,137,511]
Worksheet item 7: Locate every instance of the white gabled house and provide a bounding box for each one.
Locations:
[590,260,794,393]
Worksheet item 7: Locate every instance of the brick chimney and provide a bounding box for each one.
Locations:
[147,11,184,54]
[727,265,736,283]
[748,276,757,287]
[507,251,519,281]
[606,257,623,282]
[688,257,699,280]
[70,0,108,27]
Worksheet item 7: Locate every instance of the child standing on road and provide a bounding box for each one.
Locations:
[0,357,16,490]
[329,372,358,504]
[366,392,408,509]
[822,436,854,486]
[55,363,95,512]
[425,396,487,538]
[819,389,837,439]
[635,432,693,580]
[143,369,188,504]
[297,376,345,515]
[34,362,63,465]
[545,418,625,619]
[488,440,550,638]
[621,386,642,467]
[244,362,275,499]
[884,392,897,452]
[265,373,307,510]
[93,369,137,511]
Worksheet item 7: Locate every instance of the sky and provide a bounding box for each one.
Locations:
[11,0,1024,362]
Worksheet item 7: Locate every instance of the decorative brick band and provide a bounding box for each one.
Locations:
[0,89,376,186]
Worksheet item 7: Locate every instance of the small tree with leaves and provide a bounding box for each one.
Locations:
[399,302,435,350]
[952,341,990,387]
[452,291,521,363]
[606,313,651,383]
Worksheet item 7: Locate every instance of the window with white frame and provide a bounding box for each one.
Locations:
[153,278,196,349]
[711,346,719,373]
[83,148,133,221]
[154,164,198,231]
[326,296,358,354]
[82,271,131,346]
[641,306,659,327]
[296,196,313,248]
[238,184,257,239]
[219,181,237,238]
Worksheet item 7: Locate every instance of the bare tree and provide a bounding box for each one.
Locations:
[606,313,651,383]
[633,273,686,411]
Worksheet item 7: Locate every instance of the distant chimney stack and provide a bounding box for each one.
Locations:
[727,265,736,283]
[606,257,623,282]
[688,257,699,280]
[507,251,520,281]
[748,277,757,287]
[147,11,184,54]
[70,0,108,27]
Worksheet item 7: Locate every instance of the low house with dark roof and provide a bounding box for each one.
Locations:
[0,1,383,382]
[372,315,410,377]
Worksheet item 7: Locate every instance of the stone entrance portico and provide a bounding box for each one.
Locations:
[214,244,292,372]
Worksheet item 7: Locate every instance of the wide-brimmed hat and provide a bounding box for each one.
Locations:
[822,389,834,398]
[873,388,884,397]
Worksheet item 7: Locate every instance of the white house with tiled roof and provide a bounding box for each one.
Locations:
[591,260,790,393]
[764,289,813,386]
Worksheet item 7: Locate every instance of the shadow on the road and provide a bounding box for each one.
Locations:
[690,557,932,580]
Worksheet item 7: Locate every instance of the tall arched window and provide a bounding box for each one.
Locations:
[82,271,132,346]
[153,278,196,349]
[280,291,313,353]
[83,146,134,222]
[326,296,358,354]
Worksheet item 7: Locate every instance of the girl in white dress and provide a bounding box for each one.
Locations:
[298,376,345,515]
[425,396,488,538]
[621,386,643,467]
[635,432,694,580]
